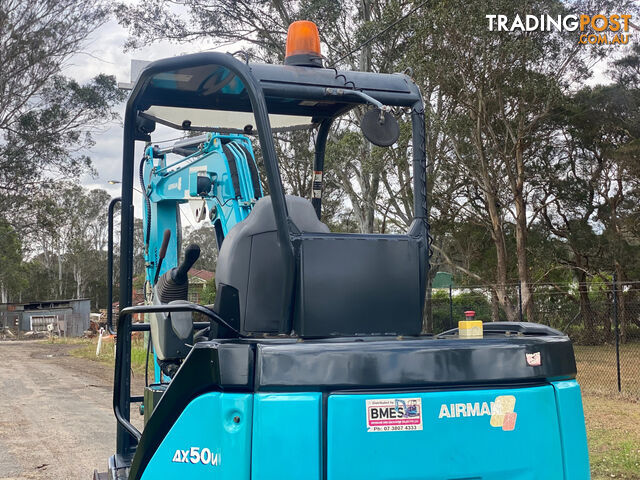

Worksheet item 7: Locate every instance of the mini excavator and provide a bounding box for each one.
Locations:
[96,20,590,480]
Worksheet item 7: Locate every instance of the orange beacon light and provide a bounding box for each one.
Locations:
[285,20,323,67]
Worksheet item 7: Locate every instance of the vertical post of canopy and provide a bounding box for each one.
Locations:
[232,56,296,331]
[408,97,429,307]
[409,98,428,239]
[243,71,293,256]
[312,119,333,220]
[115,102,137,460]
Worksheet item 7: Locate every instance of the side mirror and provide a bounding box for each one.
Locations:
[361,108,400,147]
[135,114,156,141]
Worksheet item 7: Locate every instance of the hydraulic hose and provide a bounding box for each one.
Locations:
[139,156,151,248]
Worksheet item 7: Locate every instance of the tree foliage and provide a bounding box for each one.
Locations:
[0,220,25,303]
[15,185,114,309]
[111,0,640,339]
[0,0,126,233]
[0,0,637,344]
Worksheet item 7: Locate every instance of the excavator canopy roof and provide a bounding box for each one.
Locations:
[129,52,422,132]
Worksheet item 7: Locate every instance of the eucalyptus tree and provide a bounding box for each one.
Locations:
[0,0,126,234]
[403,0,636,321]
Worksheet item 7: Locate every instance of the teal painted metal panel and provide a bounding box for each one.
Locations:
[137,385,589,480]
[252,393,322,480]
[552,380,591,479]
[328,386,565,480]
[140,392,252,480]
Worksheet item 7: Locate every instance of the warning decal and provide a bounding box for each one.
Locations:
[312,171,323,198]
[366,398,423,432]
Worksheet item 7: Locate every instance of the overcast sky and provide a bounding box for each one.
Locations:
[62,18,228,223]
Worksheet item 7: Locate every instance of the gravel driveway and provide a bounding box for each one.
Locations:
[0,341,129,480]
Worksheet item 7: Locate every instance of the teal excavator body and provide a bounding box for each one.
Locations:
[98,38,590,480]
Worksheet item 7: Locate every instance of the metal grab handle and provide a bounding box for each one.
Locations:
[112,302,242,443]
[106,197,121,335]
[119,303,240,336]
[324,87,385,109]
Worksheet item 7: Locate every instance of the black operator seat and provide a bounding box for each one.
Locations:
[214,195,328,335]
[213,195,426,338]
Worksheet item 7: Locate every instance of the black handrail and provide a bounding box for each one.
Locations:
[121,303,239,335]
[112,302,241,444]
[107,197,121,335]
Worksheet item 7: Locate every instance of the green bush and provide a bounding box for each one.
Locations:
[431,290,494,333]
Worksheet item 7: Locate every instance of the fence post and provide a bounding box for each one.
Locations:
[613,272,621,393]
[449,284,453,329]
[518,283,523,322]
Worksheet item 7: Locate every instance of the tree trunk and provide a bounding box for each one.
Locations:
[58,254,63,298]
[360,0,371,73]
[353,0,378,234]
[469,90,518,322]
[486,191,518,322]
[515,198,534,321]
[491,289,500,322]
[513,139,534,322]
[602,286,612,343]
[422,266,438,333]
[422,283,433,334]
[76,268,82,299]
[576,270,596,343]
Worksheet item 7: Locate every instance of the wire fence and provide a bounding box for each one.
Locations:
[428,278,640,398]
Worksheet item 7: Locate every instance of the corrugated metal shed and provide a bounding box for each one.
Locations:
[16,299,91,337]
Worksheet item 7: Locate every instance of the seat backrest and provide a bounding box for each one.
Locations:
[214,195,426,337]
[293,232,424,336]
[214,195,328,334]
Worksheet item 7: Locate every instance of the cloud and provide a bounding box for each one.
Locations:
[65,18,230,220]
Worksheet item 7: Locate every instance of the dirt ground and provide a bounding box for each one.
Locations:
[0,341,143,480]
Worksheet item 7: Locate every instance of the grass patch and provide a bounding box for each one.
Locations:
[583,394,640,479]
[575,342,640,397]
[576,342,640,478]
[54,335,149,376]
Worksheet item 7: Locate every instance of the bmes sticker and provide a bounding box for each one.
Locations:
[438,395,517,431]
[366,398,423,432]
[172,447,220,466]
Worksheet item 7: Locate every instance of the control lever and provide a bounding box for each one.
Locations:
[155,244,201,303]
[150,244,201,375]
[153,229,172,285]
[173,244,201,284]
